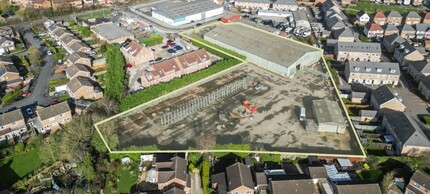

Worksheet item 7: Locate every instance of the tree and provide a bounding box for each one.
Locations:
[195,132,216,150]
[105,45,126,101]
[28,46,43,72]
[14,142,25,153]
[77,26,91,37]
[76,153,96,181]
[201,155,211,194]
[97,121,119,151]
[92,132,108,153]
[380,171,395,194]
[99,98,119,116]
[59,116,94,162]
[39,138,60,164]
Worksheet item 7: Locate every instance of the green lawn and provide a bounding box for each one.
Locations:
[105,165,138,194]
[79,11,113,19]
[0,147,42,187]
[346,3,423,16]
[358,168,384,182]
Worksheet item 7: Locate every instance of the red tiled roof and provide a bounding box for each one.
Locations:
[121,40,149,57]
[423,12,430,20]
[366,23,383,31]
[32,0,47,4]
[176,49,210,69]
[374,11,386,19]
[0,128,11,136]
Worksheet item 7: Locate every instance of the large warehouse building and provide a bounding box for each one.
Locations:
[204,23,322,77]
[150,0,223,26]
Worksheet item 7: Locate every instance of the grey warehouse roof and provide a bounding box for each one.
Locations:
[312,99,344,124]
[273,0,298,5]
[337,42,381,53]
[151,0,222,20]
[347,61,400,76]
[92,23,134,41]
[204,23,320,68]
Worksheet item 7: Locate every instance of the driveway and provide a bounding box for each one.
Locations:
[190,171,203,194]
[0,27,55,113]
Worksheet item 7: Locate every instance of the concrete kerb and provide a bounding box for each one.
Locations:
[95,22,366,158]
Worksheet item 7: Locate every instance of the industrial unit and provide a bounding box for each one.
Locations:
[204,23,322,77]
[312,99,346,134]
[150,0,223,26]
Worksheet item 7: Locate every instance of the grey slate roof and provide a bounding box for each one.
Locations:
[0,56,13,65]
[68,52,89,64]
[405,11,421,19]
[235,0,270,3]
[0,109,24,127]
[420,76,430,90]
[92,23,134,41]
[312,99,344,124]
[386,11,402,18]
[383,34,405,45]
[164,187,186,194]
[61,34,80,45]
[307,166,328,179]
[273,0,298,5]
[54,29,71,38]
[0,64,18,77]
[66,63,90,78]
[211,172,228,194]
[337,42,381,53]
[415,23,429,32]
[372,85,397,105]
[384,111,430,147]
[69,41,89,53]
[151,0,222,20]
[0,37,13,45]
[347,61,400,76]
[293,10,308,22]
[156,156,188,183]
[226,162,254,191]
[384,23,399,32]
[408,60,430,73]
[270,179,316,194]
[322,0,336,12]
[332,28,354,39]
[334,183,382,194]
[400,23,415,32]
[351,91,367,99]
[67,76,95,93]
[326,16,345,30]
[409,171,430,190]
[37,101,71,121]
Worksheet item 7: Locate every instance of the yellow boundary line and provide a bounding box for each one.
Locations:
[95,22,366,158]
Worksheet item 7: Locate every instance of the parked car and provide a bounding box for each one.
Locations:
[26,108,33,115]
[125,64,133,69]
[155,57,162,62]
[161,45,168,49]
[174,46,183,51]
[22,91,31,97]
[167,49,176,53]
[149,60,155,64]
[51,101,58,105]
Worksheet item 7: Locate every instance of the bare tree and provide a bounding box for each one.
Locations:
[100,98,119,116]
[196,132,216,150]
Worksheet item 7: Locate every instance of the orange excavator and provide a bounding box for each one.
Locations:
[242,100,257,113]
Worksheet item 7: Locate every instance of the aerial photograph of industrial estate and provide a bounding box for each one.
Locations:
[2,0,430,193]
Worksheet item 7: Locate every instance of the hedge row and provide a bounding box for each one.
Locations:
[191,35,246,60]
[48,78,69,86]
[119,58,241,111]
[213,144,251,158]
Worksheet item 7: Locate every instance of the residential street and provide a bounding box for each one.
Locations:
[0,27,54,113]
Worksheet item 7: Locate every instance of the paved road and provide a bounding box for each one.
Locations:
[0,27,55,113]
[190,172,203,194]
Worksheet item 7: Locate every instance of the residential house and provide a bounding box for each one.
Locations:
[404,12,422,25]
[80,17,113,28]
[30,0,51,9]
[66,63,91,80]
[412,0,423,5]
[415,23,430,39]
[234,0,271,10]
[335,42,381,62]
[0,57,21,88]
[0,37,15,55]
[60,35,81,53]
[68,0,83,8]
[155,156,190,193]
[382,34,405,53]
[0,109,26,142]
[350,91,370,104]
[359,110,378,123]
[326,16,345,31]
[227,162,254,194]
[399,24,416,39]
[341,0,354,5]
[141,49,211,87]
[331,183,382,194]
[0,27,14,38]
[272,0,298,11]
[364,23,384,39]
[384,23,400,36]
[383,111,430,156]
[46,23,65,37]
[356,10,370,25]
[32,101,72,134]
[306,165,328,183]
[53,29,73,41]
[407,60,430,82]
[370,85,406,115]
[69,41,91,54]
[372,11,387,25]
[293,10,311,29]
[322,0,340,13]
[312,99,346,134]
[67,52,91,67]
[66,76,103,100]
[120,39,155,66]
[269,179,316,194]
[394,42,425,66]
[422,12,430,24]
[418,76,430,102]
[386,11,403,26]
[404,0,412,5]
[332,28,355,42]
[406,170,430,194]
[345,61,400,86]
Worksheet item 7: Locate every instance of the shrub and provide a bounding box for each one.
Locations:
[77,26,92,37]
[48,78,69,86]
[14,142,25,153]
[201,156,210,194]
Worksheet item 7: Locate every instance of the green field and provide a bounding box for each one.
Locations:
[0,148,43,187]
[345,3,423,16]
